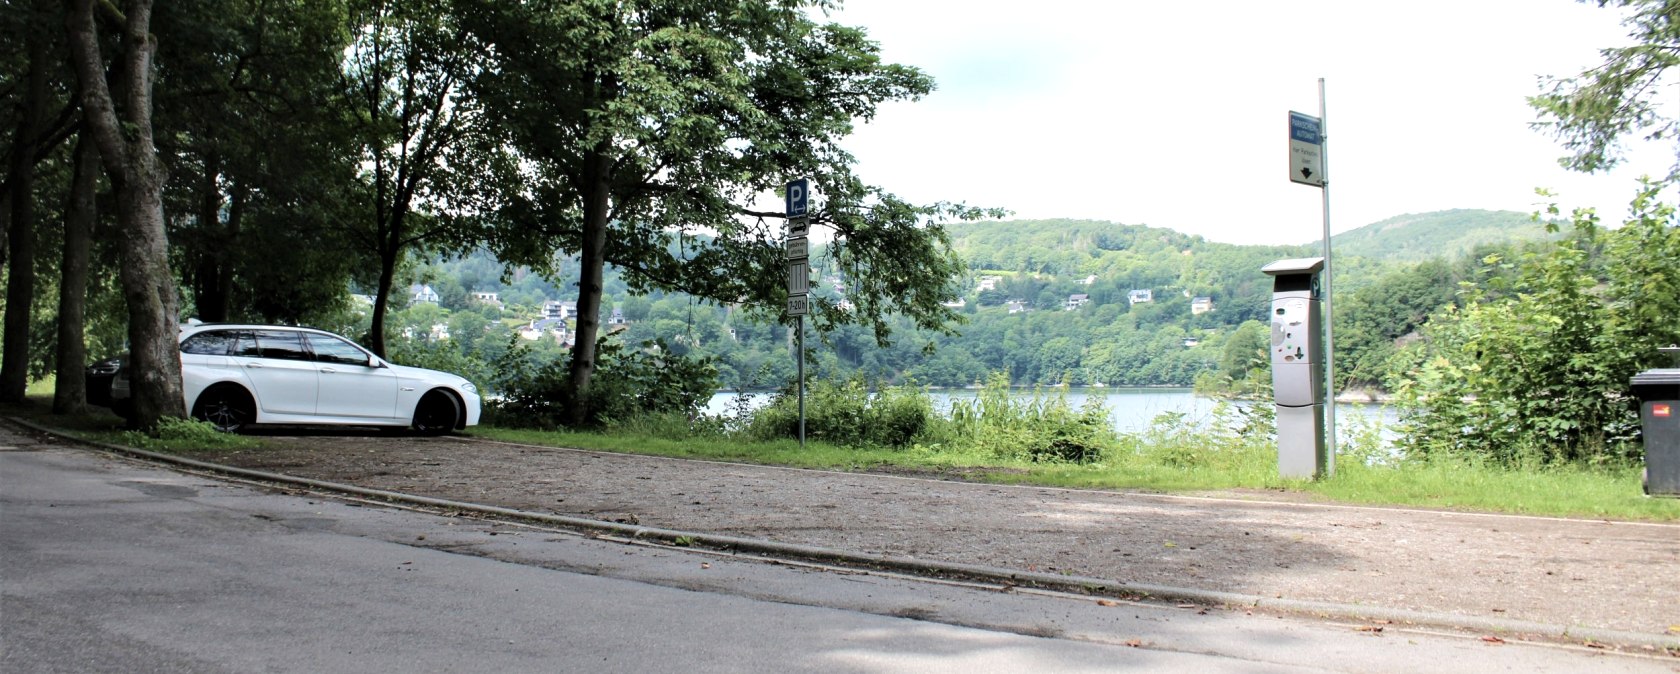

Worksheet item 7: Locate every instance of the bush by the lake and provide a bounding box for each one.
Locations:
[748,376,932,448]
[1394,187,1679,466]
[934,373,1115,463]
[489,337,717,429]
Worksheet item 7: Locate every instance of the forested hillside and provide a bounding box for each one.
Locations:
[381,211,1553,392]
[1328,210,1550,264]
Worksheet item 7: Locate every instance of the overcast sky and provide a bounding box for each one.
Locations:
[822,0,1677,245]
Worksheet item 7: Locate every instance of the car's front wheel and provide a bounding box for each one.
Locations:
[412,390,460,436]
[193,385,255,433]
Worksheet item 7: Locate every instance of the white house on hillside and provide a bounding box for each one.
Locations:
[1128,289,1153,305]
[409,284,440,304]
[1191,296,1214,315]
[1064,293,1090,311]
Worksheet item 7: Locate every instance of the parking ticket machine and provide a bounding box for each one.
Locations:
[1262,257,1327,479]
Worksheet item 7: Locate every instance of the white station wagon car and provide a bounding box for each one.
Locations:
[113,323,481,434]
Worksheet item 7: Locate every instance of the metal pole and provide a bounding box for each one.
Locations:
[797,315,805,449]
[1318,77,1336,475]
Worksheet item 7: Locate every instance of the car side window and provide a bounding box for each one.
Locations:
[306,334,372,366]
[181,331,236,355]
[230,331,261,357]
[253,330,310,361]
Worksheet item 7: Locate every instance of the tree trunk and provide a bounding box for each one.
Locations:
[0,0,51,403]
[67,0,186,429]
[369,244,398,358]
[566,148,612,426]
[367,208,406,359]
[191,152,228,322]
[53,136,98,415]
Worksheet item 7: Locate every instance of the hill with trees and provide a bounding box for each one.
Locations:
[376,210,1554,394]
[1327,209,1550,264]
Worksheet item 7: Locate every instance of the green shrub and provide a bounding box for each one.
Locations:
[747,376,933,448]
[121,417,258,452]
[941,373,1113,463]
[488,337,718,429]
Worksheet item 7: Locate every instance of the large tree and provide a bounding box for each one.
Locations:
[459,0,997,423]
[152,0,361,324]
[1530,0,1680,183]
[337,0,503,357]
[67,0,185,428]
[51,134,98,415]
[0,0,61,402]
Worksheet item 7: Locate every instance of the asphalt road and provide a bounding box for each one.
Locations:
[2,444,1671,673]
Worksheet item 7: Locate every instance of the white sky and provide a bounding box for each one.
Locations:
[824,0,1678,245]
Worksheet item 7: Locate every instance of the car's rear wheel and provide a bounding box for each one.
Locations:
[193,385,254,433]
[412,390,460,436]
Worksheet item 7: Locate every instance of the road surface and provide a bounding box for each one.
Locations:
[2,445,1668,672]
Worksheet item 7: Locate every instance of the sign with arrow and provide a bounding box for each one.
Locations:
[786,179,809,217]
[1288,111,1324,187]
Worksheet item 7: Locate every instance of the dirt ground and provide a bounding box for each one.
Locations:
[141,429,1680,640]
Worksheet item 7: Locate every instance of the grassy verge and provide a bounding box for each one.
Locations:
[472,423,1680,523]
[1,395,261,454]
[6,389,1675,522]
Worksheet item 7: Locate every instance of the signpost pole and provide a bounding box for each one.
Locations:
[785,179,810,450]
[797,316,805,449]
[1318,78,1336,475]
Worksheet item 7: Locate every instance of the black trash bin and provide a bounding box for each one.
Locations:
[1632,367,1680,497]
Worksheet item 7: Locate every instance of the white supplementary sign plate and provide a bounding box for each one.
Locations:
[787,294,809,316]
[1288,111,1324,187]
[787,261,809,295]
[786,236,808,261]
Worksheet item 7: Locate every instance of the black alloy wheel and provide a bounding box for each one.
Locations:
[412,391,460,436]
[193,387,253,433]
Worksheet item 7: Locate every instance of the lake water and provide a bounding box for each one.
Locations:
[705,387,1398,441]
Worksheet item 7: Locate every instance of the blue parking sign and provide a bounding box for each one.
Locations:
[786,179,808,216]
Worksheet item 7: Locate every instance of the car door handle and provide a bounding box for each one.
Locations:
[245,362,264,369]
[320,367,337,374]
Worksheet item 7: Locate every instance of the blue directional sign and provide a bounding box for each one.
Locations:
[1288,112,1324,187]
[785,179,809,217]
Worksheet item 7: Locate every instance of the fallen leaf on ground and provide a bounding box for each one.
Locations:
[700,563,710,569]
[1480,636,1505,645]
[1356,626,1384,633]
[1124,639,1143,648]
[1096,599,1119,607]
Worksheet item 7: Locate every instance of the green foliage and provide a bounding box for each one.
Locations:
[489,338,718,430]
[937,373,1114,463]
[1109,403,1274,476]
[748,376,933,449]
[386,339,491,391]
[120,417,259,452]
[1529,0,1680,183]
[1327,210,1552,264]
[1394,187,1680,465]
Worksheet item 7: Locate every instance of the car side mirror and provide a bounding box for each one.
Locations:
[368,356,387,369]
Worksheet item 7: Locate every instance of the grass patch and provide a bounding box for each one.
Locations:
[476,406,1680,523]
[1,394,260,454]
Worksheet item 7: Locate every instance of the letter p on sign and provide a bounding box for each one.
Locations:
[786,179,808,217]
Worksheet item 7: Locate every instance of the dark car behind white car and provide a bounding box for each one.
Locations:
[112,323,480,434]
